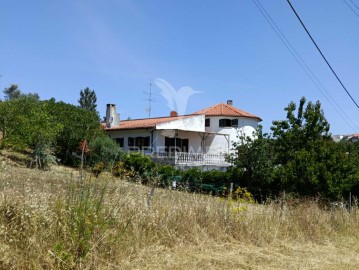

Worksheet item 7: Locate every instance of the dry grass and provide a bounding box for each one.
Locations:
[0,160,359,269]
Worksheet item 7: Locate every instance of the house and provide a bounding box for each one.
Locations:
[332,134,359,143]
[347,134,359,143]
[104,100,262,170]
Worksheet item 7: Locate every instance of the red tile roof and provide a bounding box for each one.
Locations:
[192,103,262,121]
[348,134,359,139]
[104,115,190,130]
[104,102,261,130]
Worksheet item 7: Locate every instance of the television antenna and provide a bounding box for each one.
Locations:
[144,83,155,118]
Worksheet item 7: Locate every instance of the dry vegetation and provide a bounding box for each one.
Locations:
[1,156,359,269]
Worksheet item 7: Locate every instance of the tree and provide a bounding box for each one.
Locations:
[3,84,40,101]
[228,126,275,193]
[44,99,101,165]
[78,87,97,113]
[0,97,63,168]
[3,84,21,100]
[229,97,359,200]
[270,97,359,199]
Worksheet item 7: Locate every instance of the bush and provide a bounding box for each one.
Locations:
[157,165,180,187]
[88,135,123,172]
[122,153,156,182]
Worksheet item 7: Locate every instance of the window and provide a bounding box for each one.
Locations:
[231,119,238,127]
[165,137,189,153]
[128,136,150,150]
[205,118,210,127]
[219,118,239,127]
[219,119,231,127]
[115,138,124,147]
[128,137,135,147]
[136,136,150,149]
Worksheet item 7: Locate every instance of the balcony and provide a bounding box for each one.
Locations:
[152,152,230,167]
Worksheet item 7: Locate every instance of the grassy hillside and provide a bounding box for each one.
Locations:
[0,158,359,269]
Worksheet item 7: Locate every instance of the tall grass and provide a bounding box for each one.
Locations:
[0,165,359,269]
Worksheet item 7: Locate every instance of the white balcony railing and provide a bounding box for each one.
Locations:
[153,152,229,166]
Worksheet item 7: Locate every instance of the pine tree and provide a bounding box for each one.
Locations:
[78,87,97,113]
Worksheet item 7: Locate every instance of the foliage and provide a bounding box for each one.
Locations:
[78,87,98,114]
[0,98,62,154]
[52,180,109,266]
[112,152,169,184]
[112,161,125,177]
[31,143,59,169]
[44,99,101,165]
[121,152,157,182]
[88,135,123,173]
[270,97,356,199]
[3,84,21,100]
[230,97,359,200]
[0,95,100,167]
[3,84,39,101]
[228,125,275,191]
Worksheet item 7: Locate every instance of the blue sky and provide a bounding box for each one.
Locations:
[1,0,358,134]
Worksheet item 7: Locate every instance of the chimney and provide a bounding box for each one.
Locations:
[170,111,178,117]
[106,104,120,128]
[227,100,233,106]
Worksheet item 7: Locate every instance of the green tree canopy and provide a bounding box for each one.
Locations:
[44,99,101,165]
[230,97,359,200]
[228,126,275,192]
[3,84,21,100]
[78,87,97,113]
[0,97,62,150]
[3,84,40,101]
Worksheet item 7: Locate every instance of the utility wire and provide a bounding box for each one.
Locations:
[349,0,359,9]
[251,0,358,132]
[286,0,359,109]
[343,0,359,17]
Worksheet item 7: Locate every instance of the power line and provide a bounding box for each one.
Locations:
[343,0,359,17]
[251,0,358,132]
[286,0,359,109]
[349,0,359,9]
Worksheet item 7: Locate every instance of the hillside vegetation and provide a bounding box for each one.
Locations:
[1,160,359,269]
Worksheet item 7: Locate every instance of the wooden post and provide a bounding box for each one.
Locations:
[229,182,233,199]
[147,186,155,208]
[280,191,286,218]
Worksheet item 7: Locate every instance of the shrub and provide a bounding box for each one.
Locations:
[157,165,180,187]
[88,135,123,172]
[122,152,156,183]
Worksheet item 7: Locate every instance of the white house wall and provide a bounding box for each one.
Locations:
[156,115,205,132]
[106,115,258,155]
[204,134,229,155]
[204,116,258,154]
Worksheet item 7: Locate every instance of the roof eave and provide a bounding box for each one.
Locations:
[105,126,155,131]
